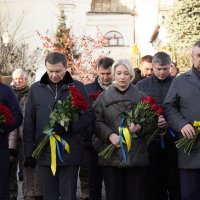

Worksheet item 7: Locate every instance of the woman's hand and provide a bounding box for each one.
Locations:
[158,115,168,129]
[109,133,120,145]
[128,122,141,134]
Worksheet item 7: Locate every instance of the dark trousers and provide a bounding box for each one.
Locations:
[0,149,10,200]
[79,165,89,199]
[143,136,181,200]
[39,165,79,200]
[86,148,103,200]
[180,169,200,200]
[103,166,146,200]
[9,158,18,200]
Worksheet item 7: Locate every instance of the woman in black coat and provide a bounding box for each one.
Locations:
[93,59,150,200]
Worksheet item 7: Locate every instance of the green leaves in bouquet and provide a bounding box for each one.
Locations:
[126,102,157,127]
[49,99,73,132]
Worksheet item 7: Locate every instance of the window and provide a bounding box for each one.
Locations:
[105,31,124,46]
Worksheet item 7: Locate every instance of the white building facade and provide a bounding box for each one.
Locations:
[0,0,173,65]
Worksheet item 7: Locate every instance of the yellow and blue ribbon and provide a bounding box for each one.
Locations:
[118,117,131,162]
[49,131,70,176]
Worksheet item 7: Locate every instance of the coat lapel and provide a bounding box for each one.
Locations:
[187,69,200,90]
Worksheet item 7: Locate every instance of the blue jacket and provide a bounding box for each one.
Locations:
[0,82,23,150]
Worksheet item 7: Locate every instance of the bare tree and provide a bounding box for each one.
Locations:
[0,5,42,82]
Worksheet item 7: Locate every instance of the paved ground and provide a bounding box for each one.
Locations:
[76,178,106,200]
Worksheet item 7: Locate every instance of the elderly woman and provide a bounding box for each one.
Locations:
[93,59,150,200]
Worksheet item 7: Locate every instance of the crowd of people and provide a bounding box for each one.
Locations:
[0,39,199,200]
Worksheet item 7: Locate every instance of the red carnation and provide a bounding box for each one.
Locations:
[155,107,164,115]
[150,103,159,112]
[0,103,14,125]
[89,90,101,101]
[142,96,155,105]
[68,86,88,110]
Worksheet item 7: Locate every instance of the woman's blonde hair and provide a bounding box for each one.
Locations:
[112,59,135,81]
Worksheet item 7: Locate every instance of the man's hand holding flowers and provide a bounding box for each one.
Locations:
[176,122,200,155]
[181,124,196,139]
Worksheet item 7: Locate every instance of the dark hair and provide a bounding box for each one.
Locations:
[98,57,114,69]
[45,52,67,67]
[152,52,171,65]
[141,55,153,63]
[193,40,200,48]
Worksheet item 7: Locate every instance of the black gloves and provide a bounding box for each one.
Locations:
[24,157,37,169]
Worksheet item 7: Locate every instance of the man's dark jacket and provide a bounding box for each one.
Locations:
[132,68,144,84]
[136,74,175,141]
[23,72,95,166]
[136,75,174,106]
[84,78,103,149]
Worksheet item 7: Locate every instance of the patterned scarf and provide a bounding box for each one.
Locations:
[98,79,110,91]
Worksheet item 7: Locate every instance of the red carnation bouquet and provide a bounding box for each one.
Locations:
[0,103,14,132]
[32,86,89,159]
[126,96,163,127]
[126,96,164,145]
[89,90,101,102]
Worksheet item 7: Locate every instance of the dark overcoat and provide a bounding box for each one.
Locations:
[23,72,95,166]
[93,84,150,167]
[164,69,200,168]
[0,82,23,200]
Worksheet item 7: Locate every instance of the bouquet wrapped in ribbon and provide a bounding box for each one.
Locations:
[99,96,163,160]
[0,103,14,132]
[32,86,88,175]
[175,121,200,155]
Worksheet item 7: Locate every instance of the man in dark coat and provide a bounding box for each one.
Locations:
[82,57,114,200]
[0,81,23,200]
[23,52,95,200]
[132,55,153,84]
[136,52,181,200]
[164,40,200,200]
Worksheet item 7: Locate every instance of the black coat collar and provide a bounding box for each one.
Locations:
[40,71,74,86]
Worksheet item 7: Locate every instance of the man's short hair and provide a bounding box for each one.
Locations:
[152,52,171,66]
[45,52,67,67]
[98,57,114,69]
[141,55,153,63]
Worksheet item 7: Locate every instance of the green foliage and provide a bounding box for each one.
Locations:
[126,103,157,127]
[167,0,200,50]
[54,6,79,62]
[163,0,200,71]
